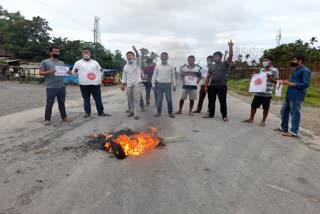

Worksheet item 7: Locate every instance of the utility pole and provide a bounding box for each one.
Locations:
[93,16,101,60]
[276,28,281,47]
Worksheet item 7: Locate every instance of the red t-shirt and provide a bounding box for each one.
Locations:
[144,64,156,81]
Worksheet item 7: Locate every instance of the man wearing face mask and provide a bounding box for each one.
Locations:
[152,52,176,118]
[73,48,112,118]
[274,54,311,137]
[242,56,279,126]
[193,55,213,113]
[39,47,73,126]
[121,45,142,120]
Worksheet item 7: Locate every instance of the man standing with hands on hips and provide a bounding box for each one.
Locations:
[73,48,112,118]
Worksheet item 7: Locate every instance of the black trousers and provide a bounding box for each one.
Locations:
[45,87,67,121]
[208,85,227,118]
[80,85,104,114]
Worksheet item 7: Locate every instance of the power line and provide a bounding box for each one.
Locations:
[38,0,91,30]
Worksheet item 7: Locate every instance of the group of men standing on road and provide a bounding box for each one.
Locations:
[40,40,311,137]
[39,47,111,126]
[120,41,234,121]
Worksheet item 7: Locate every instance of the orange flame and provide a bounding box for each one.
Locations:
[104,128,160,156]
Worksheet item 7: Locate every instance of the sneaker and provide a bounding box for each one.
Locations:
[125,110,130,113]
[128,112,134,117]
[134,116,140,120]
[154,113,161,117]
[84,113,90,118]
[99,112,112,116]
[44,120,50,126]
[223,117,229,122]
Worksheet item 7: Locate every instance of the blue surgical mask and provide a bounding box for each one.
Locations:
[262,61,269,67]
[127,59,134,64]
[207,60,213,65]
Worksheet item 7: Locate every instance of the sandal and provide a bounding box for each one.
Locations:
[242,119,253,123]
[273,128,284,132]
[63,118,73,122]
[282,132,297,137]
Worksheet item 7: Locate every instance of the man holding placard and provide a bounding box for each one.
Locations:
[175,55,201,116]
[39,47,73,126]
[73,48,112,118]
[274,54,311,137]
[242,56,279,126]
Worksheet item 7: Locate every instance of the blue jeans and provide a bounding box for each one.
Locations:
[80,85,104,114]
[45,87,67,121]
[280,99,302,135]
[155,83,173,114]
[145,81,156,105]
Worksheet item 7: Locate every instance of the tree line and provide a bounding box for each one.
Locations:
[1,5,319,69]
[0,5,158,70]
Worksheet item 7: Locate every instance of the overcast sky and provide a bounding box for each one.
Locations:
[1,0,319,66]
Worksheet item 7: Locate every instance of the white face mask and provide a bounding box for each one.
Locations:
[83,54,91,60]
[262,61,269,67]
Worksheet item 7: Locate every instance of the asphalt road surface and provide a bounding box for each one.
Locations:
[1,83,320,214]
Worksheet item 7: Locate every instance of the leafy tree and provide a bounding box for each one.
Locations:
[149,51,159,61]
[262,38,320,65]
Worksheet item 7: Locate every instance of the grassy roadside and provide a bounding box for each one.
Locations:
[228,78,320,107]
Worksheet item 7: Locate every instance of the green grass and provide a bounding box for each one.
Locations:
[228,79,320,107]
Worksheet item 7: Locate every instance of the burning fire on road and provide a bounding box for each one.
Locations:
[91,128,165,159]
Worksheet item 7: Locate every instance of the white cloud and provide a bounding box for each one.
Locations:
[1,0,320,65]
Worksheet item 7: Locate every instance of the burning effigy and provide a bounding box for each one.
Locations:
[90,128,165,159]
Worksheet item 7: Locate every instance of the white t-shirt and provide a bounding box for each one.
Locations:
[73,59,102,85]
[199,66,209,85]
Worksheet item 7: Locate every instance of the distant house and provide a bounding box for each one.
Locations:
[0,48,16,59]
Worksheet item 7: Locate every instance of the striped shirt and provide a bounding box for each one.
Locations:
[256,66,279,97]
[180,65,201,90]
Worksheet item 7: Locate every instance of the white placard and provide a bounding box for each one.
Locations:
[184,76,198,86]
[275,80,283,97]
[55,66,69,76]
[249,73,267,92]
[201,69,208,78]
[78,69,102,85]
